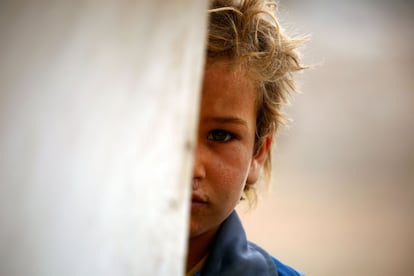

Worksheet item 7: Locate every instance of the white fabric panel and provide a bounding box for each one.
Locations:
[0,1,207,275]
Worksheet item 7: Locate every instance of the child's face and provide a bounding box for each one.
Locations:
[190,61,268,239]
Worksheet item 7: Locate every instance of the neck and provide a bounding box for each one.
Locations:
[186,226,219,273]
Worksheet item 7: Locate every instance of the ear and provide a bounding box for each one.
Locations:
[246,135,273,185]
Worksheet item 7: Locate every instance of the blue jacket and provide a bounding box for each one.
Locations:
[194,211,303,276]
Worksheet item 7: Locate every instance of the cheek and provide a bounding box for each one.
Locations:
[211,145,252,194]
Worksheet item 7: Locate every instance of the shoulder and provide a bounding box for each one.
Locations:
[201,212,304,276]
[248,242,304,276]
[271,256,304,276]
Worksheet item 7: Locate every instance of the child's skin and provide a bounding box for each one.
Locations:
[186,61,273,271]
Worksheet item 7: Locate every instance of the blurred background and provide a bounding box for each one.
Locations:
[238,0,414,275]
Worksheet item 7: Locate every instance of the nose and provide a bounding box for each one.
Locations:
[192,141,206,182]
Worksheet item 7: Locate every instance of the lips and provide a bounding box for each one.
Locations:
[191,194,207,204]
[191,193,208,210]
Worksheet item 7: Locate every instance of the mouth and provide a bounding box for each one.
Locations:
[191,194,208,210]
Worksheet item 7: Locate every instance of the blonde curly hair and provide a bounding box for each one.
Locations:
[207,0,306,202]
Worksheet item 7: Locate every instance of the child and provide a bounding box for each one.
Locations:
[186,0,305,275]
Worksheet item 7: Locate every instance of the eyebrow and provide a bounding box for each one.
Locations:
[203,116,248,127]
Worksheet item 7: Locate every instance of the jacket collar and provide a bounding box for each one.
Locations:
[200,211,279,276]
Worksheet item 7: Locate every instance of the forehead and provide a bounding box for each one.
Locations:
[200,61,257,126]
[202,61,256,98]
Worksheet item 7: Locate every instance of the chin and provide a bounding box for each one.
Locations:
[188,219,205,239]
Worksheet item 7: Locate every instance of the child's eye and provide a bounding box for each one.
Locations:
[207,129,234,142]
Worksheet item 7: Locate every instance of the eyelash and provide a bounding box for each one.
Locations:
[207,129,235,143]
